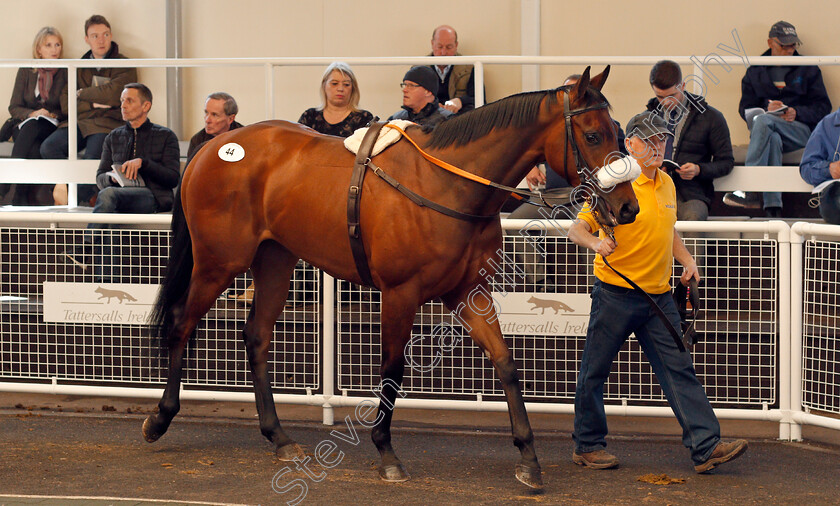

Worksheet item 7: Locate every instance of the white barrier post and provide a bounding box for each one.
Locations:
[67,62,79,207]
[322,273,336,426]
[789,224,807,441]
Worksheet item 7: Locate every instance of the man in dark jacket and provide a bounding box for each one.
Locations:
[646,60,734,220]
[40,14,138,205]
[93,83,180,214]
[63,83,179,281]
[186,92,243,165]
[388,66,453,127]
[724,21,832,217]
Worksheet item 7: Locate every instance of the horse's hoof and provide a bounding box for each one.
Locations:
[515,464,544,490]
[142,416,162,443]
[379,463,410,483]
[276,442,305,461]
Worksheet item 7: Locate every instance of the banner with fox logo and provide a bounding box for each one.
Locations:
[43,282,160,324]
[492,292,592,336]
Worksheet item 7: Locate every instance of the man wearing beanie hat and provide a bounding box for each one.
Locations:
[388,66,453,128]
[566,111,748,473]
[725,21,832,217]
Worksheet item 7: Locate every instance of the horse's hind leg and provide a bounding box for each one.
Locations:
[243,241,304,461]
[143,267,235,442]
[442,286,544,490]
[370,290,418,482]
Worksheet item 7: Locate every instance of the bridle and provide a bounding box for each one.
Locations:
[562,90,611,189]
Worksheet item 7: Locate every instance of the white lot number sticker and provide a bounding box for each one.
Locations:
[218,142,245,162]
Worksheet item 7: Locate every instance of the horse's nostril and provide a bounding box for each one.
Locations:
[620,203,639,223]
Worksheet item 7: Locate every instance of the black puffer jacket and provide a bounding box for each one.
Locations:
[96,119,180,211]
[388,100,453,128]
[646,93,734,205]
[738,49,832,131]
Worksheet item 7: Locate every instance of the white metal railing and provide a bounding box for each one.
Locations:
[2,214,838,437]
[2,55,838,204]
[790,222,840,436]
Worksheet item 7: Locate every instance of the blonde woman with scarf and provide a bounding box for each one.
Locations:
[2,26,67,205]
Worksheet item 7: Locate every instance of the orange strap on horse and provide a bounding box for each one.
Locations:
[384,123,525,201]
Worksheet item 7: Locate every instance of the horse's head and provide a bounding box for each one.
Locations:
[544,66,640,227]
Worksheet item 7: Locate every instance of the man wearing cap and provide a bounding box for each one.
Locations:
[388,66,453,128]
[566,111,748,473]
[724,21,832,217]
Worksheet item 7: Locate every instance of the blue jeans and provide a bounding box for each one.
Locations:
[745,115,811,209]
[573,280,720,465]
[87,186,159,282]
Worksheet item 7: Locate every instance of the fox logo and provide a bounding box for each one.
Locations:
[95,286,137,304]
[527,295,573,315]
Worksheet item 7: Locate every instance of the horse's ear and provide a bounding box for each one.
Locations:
[589,65,610,91]
[572,66,592,98]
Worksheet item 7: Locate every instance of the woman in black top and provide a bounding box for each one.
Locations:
[298,62,373,138]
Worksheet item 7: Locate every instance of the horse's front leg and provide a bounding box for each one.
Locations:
[243,244,305,460]
[442,285,544,490]
[370,289,418,482]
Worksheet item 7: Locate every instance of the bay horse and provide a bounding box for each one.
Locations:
[145,66,638,489]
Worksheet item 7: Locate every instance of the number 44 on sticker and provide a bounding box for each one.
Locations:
[218,142,245,162]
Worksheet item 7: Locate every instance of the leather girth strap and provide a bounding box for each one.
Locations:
[347,121,385,289]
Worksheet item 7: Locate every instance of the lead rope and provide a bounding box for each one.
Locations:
[591,207,687,352]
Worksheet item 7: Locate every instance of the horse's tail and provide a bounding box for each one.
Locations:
[149,184,193,346]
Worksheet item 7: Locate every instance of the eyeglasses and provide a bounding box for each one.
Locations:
[400,82,421,89]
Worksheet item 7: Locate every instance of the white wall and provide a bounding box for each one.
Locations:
[1,0,837,146]
[0,0,168,126]
[179,0,522,136]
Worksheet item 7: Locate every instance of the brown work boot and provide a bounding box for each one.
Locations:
[572,449,619,469]
[694,439,748,473]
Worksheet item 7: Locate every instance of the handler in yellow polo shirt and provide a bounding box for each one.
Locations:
[566,111,748,473]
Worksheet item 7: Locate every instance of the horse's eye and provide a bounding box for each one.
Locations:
[584,133,600,144]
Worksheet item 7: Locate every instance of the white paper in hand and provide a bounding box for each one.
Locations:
[106,163,145,187]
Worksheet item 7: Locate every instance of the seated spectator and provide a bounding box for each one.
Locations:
[63,83,179,282]
[186,92,243,165]
[298,62,373,138]
[645,60,733,221]
[388,66,452,127]
[799,107,840,224]
[1,26,67,206]
[724,21,831,217]
[41,14,137,206]
[429,25,477,114]
[187,92,247,302]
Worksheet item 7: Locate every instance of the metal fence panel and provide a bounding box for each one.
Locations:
[336,222,778,407]
[802,238,840,414]
[0,224,320,392]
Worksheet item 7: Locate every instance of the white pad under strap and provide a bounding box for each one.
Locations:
[344,119,415,157]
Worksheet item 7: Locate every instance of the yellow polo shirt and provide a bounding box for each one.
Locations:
[577,168,677,294]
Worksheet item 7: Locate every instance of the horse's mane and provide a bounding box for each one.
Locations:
[424,85,611,150]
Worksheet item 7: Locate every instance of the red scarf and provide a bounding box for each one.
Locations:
[36,68,58,102]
